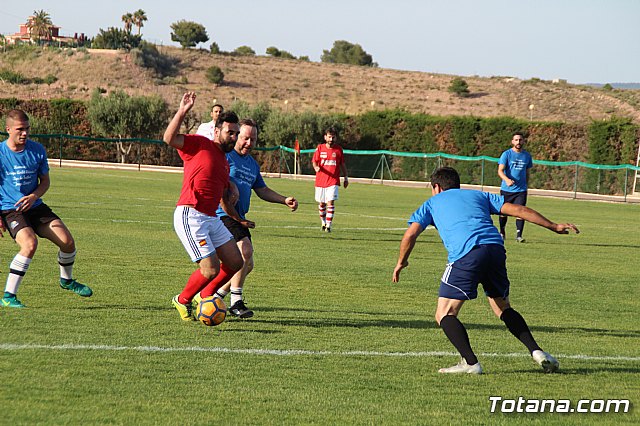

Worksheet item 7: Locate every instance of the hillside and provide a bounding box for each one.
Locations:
[1,45,640,124]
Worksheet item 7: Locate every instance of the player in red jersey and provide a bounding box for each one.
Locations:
[163,92,244,322]
[312,127,348,232]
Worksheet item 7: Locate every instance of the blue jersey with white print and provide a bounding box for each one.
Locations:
[216,150,266,219]
[499,149,533,192]
[409,189,505,263]
[0,139,49,210]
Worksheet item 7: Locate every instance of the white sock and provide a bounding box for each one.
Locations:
[230,287,243,305]
[58,250,76,280]
[215,289,229,299]
[5,254,32,295]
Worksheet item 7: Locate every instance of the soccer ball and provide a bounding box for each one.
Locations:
[195,296,227,326]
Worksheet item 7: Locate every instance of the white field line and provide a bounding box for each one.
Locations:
[0,343,638,362]
[71,216,429,231]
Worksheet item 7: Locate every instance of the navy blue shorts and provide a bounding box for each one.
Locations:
[439,244,510,300]
[500,190,527,206]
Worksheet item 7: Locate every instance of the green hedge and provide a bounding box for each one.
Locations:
[1,98,637,169]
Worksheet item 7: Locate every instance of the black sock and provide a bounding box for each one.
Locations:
[440,315,478,365]
[500,308,541,354]
[499,216,507,235]
[516,219,525,237]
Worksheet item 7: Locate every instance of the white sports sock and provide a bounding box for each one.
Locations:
[58,250,76,280]
[215,289,229,299]
[230,287,243,305]
[5,254,32,295]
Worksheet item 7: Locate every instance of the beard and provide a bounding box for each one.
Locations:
[220,139,235,153]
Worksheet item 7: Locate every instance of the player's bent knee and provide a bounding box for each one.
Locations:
[199,266,219,281]
[18,239,38,257]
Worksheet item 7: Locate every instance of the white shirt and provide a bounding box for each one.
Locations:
[196,120,216,140]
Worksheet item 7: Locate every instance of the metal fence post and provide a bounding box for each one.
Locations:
[623,167,628,202]
[59,136,63,167]
[573,164,579,199]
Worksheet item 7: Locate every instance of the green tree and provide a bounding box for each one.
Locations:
[205,66,224,85]
[321,40,374,66]
[92,27,141,50]
[602,83,613,91]
[121,12,134,33]
[234,45,255,56]
[210,42,221,54]
[265,46,280,57]
[266,46,295,59]
[132,9,148,35]
[170,20,209,48]
[87,90,168,163]
[448,77,470,98]
[27,10,53,44]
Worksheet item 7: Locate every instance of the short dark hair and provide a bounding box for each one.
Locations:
[212,104,224,112]
[215,111,239,128]
[324,127,337,136]
[513,132,525,138]
[6,109,29,124]
[430,167,461,191]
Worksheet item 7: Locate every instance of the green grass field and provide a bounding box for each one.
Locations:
[1,167,638,425]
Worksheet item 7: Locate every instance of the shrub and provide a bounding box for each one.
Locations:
[44,74,58,85]
[92,27,142,50]
[321,40,374,66]
[130,41,179,77]
[233,45,255,56]
[205,66,224,85]
[210,42,221,54]
[448,77,470,98]
[0,69,27,84]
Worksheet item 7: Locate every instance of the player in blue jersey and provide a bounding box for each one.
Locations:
[0,110,92,308]
[498,132,533,242]
[392,167,579,374]
[212,118,298,318]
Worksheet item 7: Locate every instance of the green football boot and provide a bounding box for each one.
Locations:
[60,278,93,297]
[1,294,26,308]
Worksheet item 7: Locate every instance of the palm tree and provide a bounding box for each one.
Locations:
[121,13,134,33]
[132,9,148,35]
[27,10,53,44]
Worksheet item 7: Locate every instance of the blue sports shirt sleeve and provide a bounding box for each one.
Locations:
[408,200,434,229]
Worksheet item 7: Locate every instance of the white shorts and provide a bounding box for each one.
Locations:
[315,186,339,203]
[173,206,233,262]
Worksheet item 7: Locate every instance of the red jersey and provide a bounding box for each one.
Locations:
[312,143,345,188]
[177,134,229,216]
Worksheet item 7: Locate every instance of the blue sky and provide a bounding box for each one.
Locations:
[1,0,638,84]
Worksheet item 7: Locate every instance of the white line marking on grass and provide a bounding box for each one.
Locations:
[68,217,432,232]
[1,343,638,362]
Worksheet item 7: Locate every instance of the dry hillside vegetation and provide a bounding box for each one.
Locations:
[1,46,639,124]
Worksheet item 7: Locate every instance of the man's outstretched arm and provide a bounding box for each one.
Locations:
[500,203,580,234]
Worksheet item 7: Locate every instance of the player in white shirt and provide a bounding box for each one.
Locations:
[196,103,224,140]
